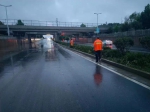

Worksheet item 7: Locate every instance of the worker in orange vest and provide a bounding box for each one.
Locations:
[93,37,103,63]
[70,39,74,47]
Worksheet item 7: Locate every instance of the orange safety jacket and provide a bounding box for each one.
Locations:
[93,39,103,51]
[70,40,74,46]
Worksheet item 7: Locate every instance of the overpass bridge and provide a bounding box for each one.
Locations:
[0,19,108,37]
[0,25,108,32]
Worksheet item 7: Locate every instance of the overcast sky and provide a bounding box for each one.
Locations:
[0,0,149,24]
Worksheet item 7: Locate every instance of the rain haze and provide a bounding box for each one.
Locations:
[0,0,150,24]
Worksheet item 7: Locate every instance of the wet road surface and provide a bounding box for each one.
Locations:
[0,39,150,112]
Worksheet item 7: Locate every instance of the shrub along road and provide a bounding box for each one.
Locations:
[57,41,150,73]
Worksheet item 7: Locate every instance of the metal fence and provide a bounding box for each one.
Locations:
[0,19,99,27]
[99,29,150,37]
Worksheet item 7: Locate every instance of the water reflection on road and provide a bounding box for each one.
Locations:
[93,65,102,86]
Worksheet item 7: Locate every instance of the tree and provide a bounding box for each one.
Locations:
[130,21,142,30]
[16,20,24,25]
[141,4,150,29]
[114,37,134,54]
[80,23,86,27]
[128,12,142,30]
[129,12,141,23]
[0,21,4,25]
[120,22,131,31]
[107,27,113,33]
[113,25,119,32]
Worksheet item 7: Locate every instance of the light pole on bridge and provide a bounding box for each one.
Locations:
[94,13,101,37]
[0,4,12,36]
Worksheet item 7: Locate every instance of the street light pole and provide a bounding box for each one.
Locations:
[0,4,12,36]
[94,13,101,37]
[56,18,58,27]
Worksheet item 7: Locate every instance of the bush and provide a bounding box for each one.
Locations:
[114,37,134,54]
[139,36,150,50]
[56,41,150,73]
[74,45,94,54]
[103,46,111,50]
[102,49,150,72]
[102,49,122,58]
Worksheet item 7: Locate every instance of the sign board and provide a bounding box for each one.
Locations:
[96,27,100,33]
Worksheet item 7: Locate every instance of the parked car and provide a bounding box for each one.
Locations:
[102,40,113,49]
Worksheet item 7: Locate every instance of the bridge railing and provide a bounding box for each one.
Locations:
[0,19,99,27]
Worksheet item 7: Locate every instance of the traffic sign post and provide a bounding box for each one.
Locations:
[96,27,100,33]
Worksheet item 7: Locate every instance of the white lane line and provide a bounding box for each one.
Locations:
[60,46,150,90]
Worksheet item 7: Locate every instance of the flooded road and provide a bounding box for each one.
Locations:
[0,39,150,112]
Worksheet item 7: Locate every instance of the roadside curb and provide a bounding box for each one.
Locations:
[57,43,150,80]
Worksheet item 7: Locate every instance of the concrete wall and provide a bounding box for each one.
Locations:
[0,37,30,61]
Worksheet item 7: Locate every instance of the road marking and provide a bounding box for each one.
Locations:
[60,46,150,90]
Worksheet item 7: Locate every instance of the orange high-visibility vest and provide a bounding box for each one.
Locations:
[70,40,74,46]
[93,39,103,51]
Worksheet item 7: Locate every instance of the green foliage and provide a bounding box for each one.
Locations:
[106,4,150,33]
[0,21,4,25]
[59,36,64,40]
[103,47,111,50]
[130,21,142,30]
[16,20,24,25]
[120,22,131,31]
[55,41,70,46]
[129,12,141,22]
[56,41,150,73]
[113,25,119,32]
[141,4,150,29]
[74,45,93,54]
[139,36,150,49]
[102,49,122,58]
[80,23,86,27]
[107,27,113,33]
[103,50,150,72]
[114,37,134,54]
[59,35,70,41]
[66,37,69,41]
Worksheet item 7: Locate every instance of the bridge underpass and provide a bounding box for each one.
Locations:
[0,23,108,61]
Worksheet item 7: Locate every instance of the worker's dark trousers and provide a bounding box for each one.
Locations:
[95,50,102,62]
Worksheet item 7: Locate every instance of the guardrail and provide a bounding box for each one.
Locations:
[0,19,100,27]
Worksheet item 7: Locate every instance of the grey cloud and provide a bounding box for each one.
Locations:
[0,0,149,24]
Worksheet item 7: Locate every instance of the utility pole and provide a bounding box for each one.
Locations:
[56,18,58,27]
[0,4,12,36]
[94,13,101,37]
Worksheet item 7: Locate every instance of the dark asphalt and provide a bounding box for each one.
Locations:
[0,39,150,112]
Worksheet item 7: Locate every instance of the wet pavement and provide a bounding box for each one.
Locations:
[0,39,150,112]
